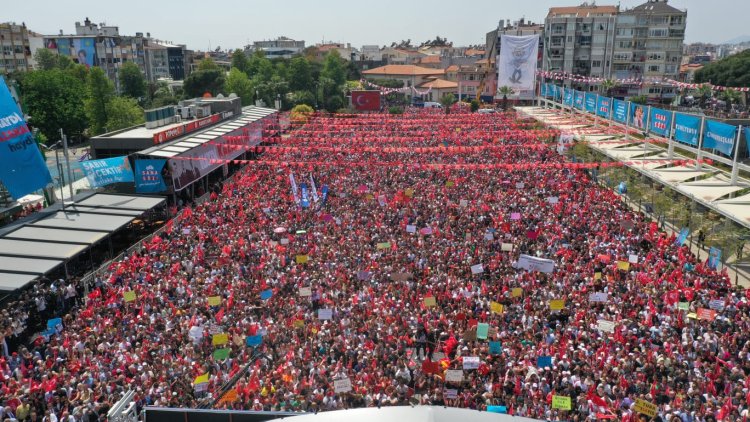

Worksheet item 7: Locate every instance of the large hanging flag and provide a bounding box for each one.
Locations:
[497,35,540,92]
[134,159,167,193]
[299,183,310,208]
[0,78,52,199]
[289,172,300,204]
[80,156,134,188]
[309,174,319,203]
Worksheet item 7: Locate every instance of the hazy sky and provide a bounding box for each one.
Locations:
[6,0,747,51]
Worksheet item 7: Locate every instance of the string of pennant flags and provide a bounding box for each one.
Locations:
[536,70,750,93]
[361,79,433,96]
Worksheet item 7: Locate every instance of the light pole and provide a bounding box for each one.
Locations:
[41,141,67,212]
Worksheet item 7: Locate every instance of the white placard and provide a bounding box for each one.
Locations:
[470,264,484,274]
[709,299,725,310]
[318,308,333,320]
[378,195,387,206]
[459,199,469,208]
[333,377,352,393]
[432,351,445,361]
[628,254,638,264]
[462,356,480,370]
[444,388,458,399]
[299,287,312,297]
[484,233,494,241]
[188,326,203,342]
[280,238,289,245]
[547,196,558,204]
[194,382,208,392]
[516,182,524,189]
[501,243,514,252]
[406,225,417,233]
[589,292,608,303]
[445,370,463,382]
[597,320,615,333]
[516,254,555,273]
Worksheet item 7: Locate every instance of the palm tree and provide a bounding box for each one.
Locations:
[695,84,713,109]
[601,79,617,98]
[497,86,515,110]
[719,88,743,113]
[439,93,456,114]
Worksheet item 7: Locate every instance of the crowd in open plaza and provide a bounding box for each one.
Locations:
[0,108,748,422]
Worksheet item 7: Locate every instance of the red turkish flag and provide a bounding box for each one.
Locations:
[351,91,381,111]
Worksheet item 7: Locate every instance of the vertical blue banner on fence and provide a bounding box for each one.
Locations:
[612,100,628,124]
[134,159,167,193]
[674,113,701,146]
[584,92,597,113]
[574,91,585,109]
[0,78,52,199]
[564,89,574,106]
[629,103,648,130]
[649,108,672,138]
[746,128,750,157]
[703,120,737,156]
[540,83,548,97]
[596,97,611,118]
[551,84,560,101]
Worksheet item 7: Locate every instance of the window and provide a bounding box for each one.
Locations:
[618,41,633,49]
[567,36,573,43]
[648,65,661,72]
[592,60,602,68]
[614,52,631,61]
[579,36,592,46]
[647,52,664,61]
[650,16,668,25]
[648,87,661,94]
[649,28,668,37]
[617,28,633,37]
[670,16,683,25]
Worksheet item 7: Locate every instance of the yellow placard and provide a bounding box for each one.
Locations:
[194,373,209,385]
[549,299,565,311]
[617,261,630,271]
[424,296,437,307]
[293,319,305,328]
[365,194,374,201]
[511,288,523,298]
[212,333,229,346]
[405,188,414,198]
[634,399,657,418]
[445,180,455,188]
[296,254,309,264]
[594,272,602,280]
[687,312,698,319]
[123,291,136,302]
[207,296,221,306]
[552,395,571,410]
[218,389,238,404]
[490,301,504,314]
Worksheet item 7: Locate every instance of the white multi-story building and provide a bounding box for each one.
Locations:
[251,37,305,59]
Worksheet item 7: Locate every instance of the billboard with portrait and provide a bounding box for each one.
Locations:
[72,38,96,68]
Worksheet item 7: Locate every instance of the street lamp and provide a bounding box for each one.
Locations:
[40,141,70,212]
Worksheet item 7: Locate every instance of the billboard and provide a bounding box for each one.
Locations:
[0,79,52,199]
[497,35,540,92]
[135,159,168,193]
[584,92,597,114]
[629,103,648,130]
[674,113,700,146]
[351,91,381,111]
[80,156,134,187]
[703,120,737,156]
[612,100,628,124]
[55,38,71,56]
[72,38,96,68]
[649,108,672,138]
[596,97,611,118]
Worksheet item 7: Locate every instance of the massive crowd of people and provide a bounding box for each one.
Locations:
[1,108,749,422]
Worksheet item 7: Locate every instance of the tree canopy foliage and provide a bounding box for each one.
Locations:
[694,50,750,87]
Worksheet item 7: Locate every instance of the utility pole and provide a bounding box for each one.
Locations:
[60,129,75,200]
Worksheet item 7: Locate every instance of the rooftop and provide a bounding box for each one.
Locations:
[417,78,458,89]
[624,0,685,14]
[547,4,618,17]
[363,65,444,76]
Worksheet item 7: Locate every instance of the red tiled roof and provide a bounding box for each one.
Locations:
[446,65,459,72]
[419,55,442,64]
[362,65,445,76]
[417,78,458,89]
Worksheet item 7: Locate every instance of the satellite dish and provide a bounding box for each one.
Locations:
[216,93,225,99]
[228,93,238,99]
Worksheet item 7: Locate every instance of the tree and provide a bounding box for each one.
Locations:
[247,51,273,81]
[497,86,514,110]
[291,104,314,123]
[183,67,225,98]
[288,56,313,92]
[230,49,248,73]
[225,68,253,106]
[119,61,146,100]
[719,88,742,112]
[33,49,60,71]
[287,90,316,108]
[694,84,713,108]
[106,97,145,131]
[439,93,456,114]
[630,95,648,105]
[470,99,480,112]
[85,67,115,135]
[321,50,346,87]
[694,50,750,88]
[601,79,617,98]
[21,69,88,143]
[197,58,220,72]
[150,81,178,107]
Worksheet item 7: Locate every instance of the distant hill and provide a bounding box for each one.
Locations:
[722,35,750,45]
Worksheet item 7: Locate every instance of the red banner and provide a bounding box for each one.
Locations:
[351,91,381,111]
[153,114,224,144]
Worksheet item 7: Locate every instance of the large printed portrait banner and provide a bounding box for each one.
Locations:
[497,35,540,92]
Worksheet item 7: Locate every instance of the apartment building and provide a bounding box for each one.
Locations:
[0,22,34,73]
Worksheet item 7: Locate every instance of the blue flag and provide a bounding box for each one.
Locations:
[134,159,167,193]
[0,78,52,198]
[489,341,502,355]
[540,83,548,97]
[299,183,310,208]
[487,406,507,414]
[320,185,329,206]
[47,318,63,332]
[612,99,628,124]
[675,228,689,246]
[260,289,273,300]
[246,335,263,347]
[674,113,700,146]
[81,156,134,187]
[537,356,552,368]
[703,120,737,156]
[708,247,722,270]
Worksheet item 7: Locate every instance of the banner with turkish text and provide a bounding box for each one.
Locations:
[596,96,611,118]
[134,159,167,193]
[703,120,737,156]
[612,99,628,124]
[648,108,672,138]
[674,113,700,146]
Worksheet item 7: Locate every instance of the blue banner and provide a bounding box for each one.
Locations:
[708,247,722,270]
[596,96,611,118]
[746,128,750,157]
[80,156,134,188]
[612,99,628,124]
[540,83,548,97]
[584,92,597,113]
[550,84,559,100]
[320,185,329,207]
[703,120,737,156]
[563,89,573,106]
[649,108,672,138]
[134,159,167,193]
[0,79,52,199]
[574,91,585,109]
[674,113,701,146]
[299,183,310,208]
[629,103,648,130]
[675,228,689,246]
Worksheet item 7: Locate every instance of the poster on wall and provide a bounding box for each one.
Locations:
[649,108,672,138]
[629,103,648,130]
[497,35,540,92]
[612,100,628,124]
[584,92,597,113]
[72,38,96,68]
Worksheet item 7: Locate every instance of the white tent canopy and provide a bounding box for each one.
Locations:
[279,406,540,422]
